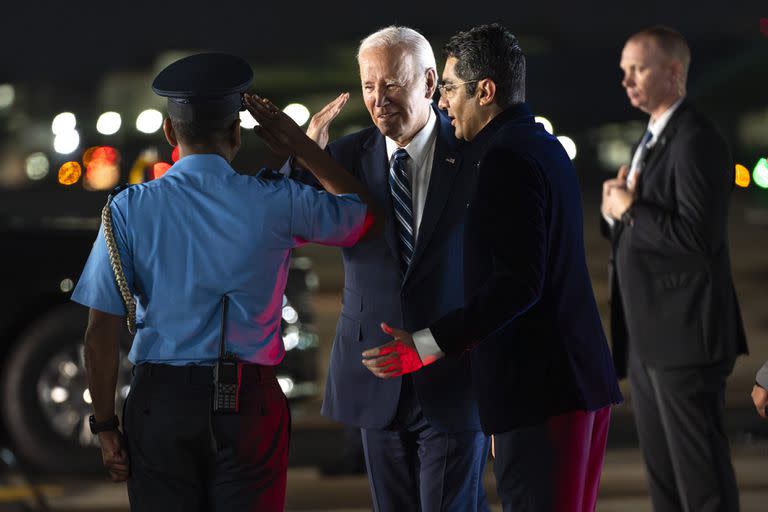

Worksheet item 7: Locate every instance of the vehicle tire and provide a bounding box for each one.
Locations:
[1,303,132,473]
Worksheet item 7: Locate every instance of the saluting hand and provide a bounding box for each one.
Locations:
[244,94,312,158]
[306,93,349,150]
[98,430,129,482]
[361,323,423,378]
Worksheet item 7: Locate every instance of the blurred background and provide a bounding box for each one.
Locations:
[0,1,766,510]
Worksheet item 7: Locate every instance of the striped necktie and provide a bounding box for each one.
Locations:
[389,148,414,272]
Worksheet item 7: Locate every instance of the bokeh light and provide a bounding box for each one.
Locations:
[735,164,750,188]
[51,112,76,135]
[136,109,163,134]
[0,84,15,109]
[172,146,180,162]
[557,135,577,160]
[85,146,120,190]
[283,103,310,127]
[753,158,768,189]
[53,130,80,154]
[152,162,171,179]
[535,116,554,134]
[58,162,82,185]
[96,112,122,135]
[25,152,50,181]
[240,110,258,129]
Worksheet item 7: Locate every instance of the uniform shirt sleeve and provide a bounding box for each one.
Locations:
[287,179,369,247]
[71,201,133,316]
[757,360,768,390]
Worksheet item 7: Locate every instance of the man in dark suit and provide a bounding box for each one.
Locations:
[363,24,623,511]
[601,26,747,512]
[284,26,489,511]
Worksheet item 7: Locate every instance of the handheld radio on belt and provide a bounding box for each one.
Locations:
[213,295,241,414]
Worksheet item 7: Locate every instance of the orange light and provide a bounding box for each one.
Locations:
[152,162,171,179]
[172,146,180,162]
[58,162,82,185]
[735,164,750,188]
[82,146,99,168]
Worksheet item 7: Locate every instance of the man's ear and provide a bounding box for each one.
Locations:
[476,79,497,106]
[425,68,437,99]
[163,118,178,148]
[230,118,242,151]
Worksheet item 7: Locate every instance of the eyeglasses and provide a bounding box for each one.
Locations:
[437,79,479,96]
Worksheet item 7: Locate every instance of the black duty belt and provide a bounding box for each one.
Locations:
[134,363,276,386]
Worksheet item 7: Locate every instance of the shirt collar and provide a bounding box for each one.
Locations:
[167,153,235,176]
[647,96,685,145]
[385,107,437,167]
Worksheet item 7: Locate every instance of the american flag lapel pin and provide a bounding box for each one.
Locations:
[445,157,455,164]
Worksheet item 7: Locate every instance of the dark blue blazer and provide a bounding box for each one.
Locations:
[431,104,623,433]
[286,107,482,432]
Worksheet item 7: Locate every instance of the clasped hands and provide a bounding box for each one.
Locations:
[601,164,635,221]
[362,323,424,378]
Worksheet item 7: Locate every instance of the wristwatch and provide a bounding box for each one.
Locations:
[88,414,119,434]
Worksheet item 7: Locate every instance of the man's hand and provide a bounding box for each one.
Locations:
[98,430,129,482]
[361,323,423,378]
[601,165,628,220]
[245,94,314,158]
[306,93,349,150]
[752,384,768,419]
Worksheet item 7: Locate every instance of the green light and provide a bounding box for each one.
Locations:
[754,158,768,189]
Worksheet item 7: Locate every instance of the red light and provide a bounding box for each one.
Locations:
[172,146,180,162]
[152,162,172,179]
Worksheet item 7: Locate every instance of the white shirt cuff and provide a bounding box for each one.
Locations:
[602,212,616,227]
[412,328,445,366]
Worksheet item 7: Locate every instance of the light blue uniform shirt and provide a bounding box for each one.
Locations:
[72,154,367,366]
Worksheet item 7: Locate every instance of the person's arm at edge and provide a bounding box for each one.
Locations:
[84,308,129,481]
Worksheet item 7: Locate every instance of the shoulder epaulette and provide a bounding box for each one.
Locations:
[108,183,135,202]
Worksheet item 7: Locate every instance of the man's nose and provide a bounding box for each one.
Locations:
[373,87,389,108]
[437,94,448,110]
[622,73,634,88]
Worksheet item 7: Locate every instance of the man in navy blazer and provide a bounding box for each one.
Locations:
[364,24,623,511]
[284,26,489,511]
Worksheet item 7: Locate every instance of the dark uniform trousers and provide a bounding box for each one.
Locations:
[628,348,740,512]
[360,375,490,512]
[123,363,290,512]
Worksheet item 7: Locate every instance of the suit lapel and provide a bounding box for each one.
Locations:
[404,111,462,283]
[637,101,688,190]
[361,132,400,262]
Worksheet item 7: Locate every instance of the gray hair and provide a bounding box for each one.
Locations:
[357,26,437,78]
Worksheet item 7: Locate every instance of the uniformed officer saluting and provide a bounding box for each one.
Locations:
[72,53,373,510]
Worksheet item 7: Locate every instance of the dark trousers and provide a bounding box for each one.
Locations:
[493,407,610,512]
[629,351,740,512]
[360,376,490,512]
[123,363,290,512]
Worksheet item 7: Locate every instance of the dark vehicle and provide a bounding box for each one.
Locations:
[0,213,320,473]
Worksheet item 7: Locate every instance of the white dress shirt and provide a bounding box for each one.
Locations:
[385,107,437,242]
[604,96,685,227]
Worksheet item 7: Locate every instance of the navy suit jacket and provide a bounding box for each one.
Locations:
[431,104,623,433]
[286,106,482,432]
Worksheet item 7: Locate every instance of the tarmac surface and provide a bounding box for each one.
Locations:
[1,189,766,510]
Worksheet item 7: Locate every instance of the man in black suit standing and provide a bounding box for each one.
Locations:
[364,23,623,511]
[601,26,747,512]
